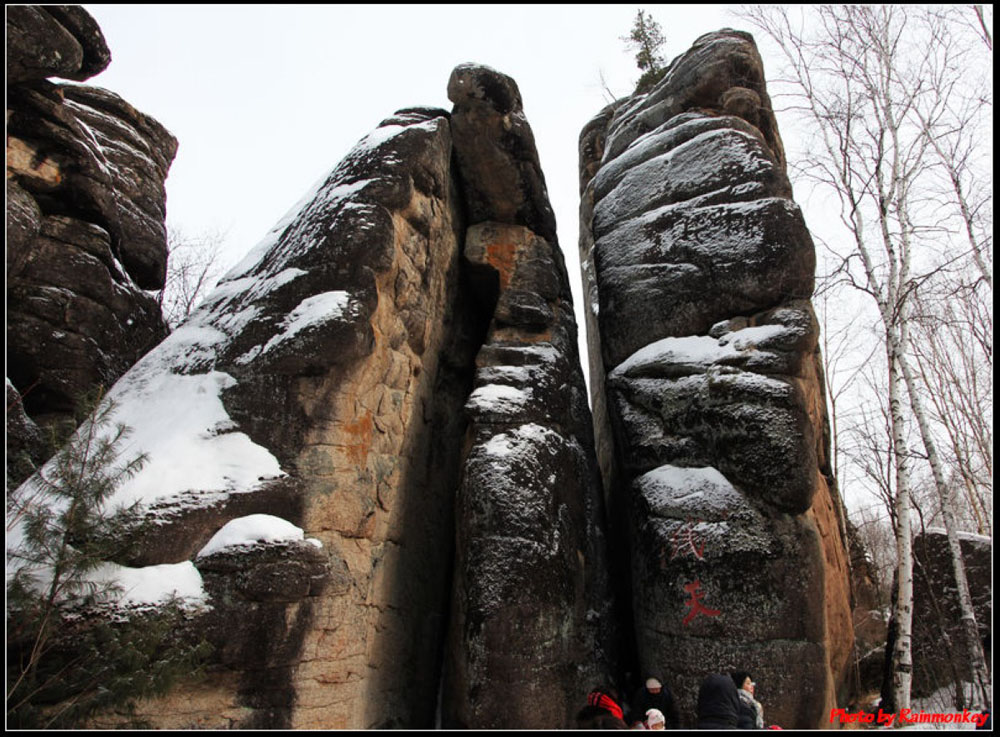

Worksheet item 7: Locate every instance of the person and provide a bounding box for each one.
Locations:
[577,704,629,729]
[630,676,680,729]
[645,708,666,730]
[583,686,628,728]
[696,673,741,729]
[730,671,764,729]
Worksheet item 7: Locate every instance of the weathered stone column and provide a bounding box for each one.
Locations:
[442,63,614,728]
[579,29,854,729]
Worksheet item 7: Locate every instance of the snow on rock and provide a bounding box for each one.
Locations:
[635,464,773,555]
[85,560,209,611]
[924,527,993,546]
[465,383,532,415]
[593,128,778,235]
[610,323,794,380]
[196,514,319,559]
[260,290,354,356]
[103,369,284,511]
[480,423,562,460]
[636,464,748,521]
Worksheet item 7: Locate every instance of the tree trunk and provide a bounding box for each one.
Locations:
[887,344,915,713]
[895,342,992,708]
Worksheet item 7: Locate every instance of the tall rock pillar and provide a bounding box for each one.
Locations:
[442,64,613,728]
[579,30,854,729]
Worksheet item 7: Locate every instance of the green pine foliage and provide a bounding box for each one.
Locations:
[621,9,667,81]
[6,388,212,728]
[634,66,669,95]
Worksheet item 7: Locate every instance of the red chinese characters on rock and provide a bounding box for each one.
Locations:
[669,519,706,561]
[681,578,721,626]
[663,519,723,626]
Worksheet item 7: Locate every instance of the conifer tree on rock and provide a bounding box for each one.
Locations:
[621,10,668,93]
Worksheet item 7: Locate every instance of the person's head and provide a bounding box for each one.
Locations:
[645,708,666,730]
[645,677,662,694]
[591,684,620,701]
[697,674,741,724]
[730,671,754,693]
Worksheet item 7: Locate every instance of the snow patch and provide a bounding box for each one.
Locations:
[636,464,748,520]
[99,370,284,511]
[260,290,353,355]
[465,384,531,414]
[924,527,993,546]
[611,323,797,380]
[480,423,560,459]
[85,561,208,610]
[196,514,319,558]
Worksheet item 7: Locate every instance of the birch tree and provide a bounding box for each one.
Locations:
[739,4,992,711]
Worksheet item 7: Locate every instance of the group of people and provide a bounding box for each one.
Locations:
[578,672,769,730]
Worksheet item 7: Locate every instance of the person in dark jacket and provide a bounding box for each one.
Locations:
[696,673,741,729]
[730,671,764,729]
[630,677,680,729]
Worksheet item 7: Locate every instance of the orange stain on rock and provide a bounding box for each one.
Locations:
[342,411,373,466]
[485,238,518,291]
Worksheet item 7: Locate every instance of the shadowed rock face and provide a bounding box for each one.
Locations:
[439,66,613,728]
[6,6,174,467]
[579,29,853,729]
[20,57,611,728]
[907,530,991,701]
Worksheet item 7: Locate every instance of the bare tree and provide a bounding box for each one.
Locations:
[739,4,992,711]
[158,226,227,329]
[910,278,993,534]
[849,503,896,610]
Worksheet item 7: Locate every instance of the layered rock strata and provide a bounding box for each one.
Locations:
[20,64,609,729]
[442,65,611,728]
[579,29,854,728]
[6,6,173,473]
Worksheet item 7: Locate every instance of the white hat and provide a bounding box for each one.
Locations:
[646,677,662,690]
[645,708,665,726]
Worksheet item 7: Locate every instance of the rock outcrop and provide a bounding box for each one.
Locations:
[6,5,174,477]
[16,61,611,729]
[579,30,854,728]
[81,106,473,729]
[442,65,611,729]
[846,519,890,698]
[907,529,991,703]
[9,12,858,731]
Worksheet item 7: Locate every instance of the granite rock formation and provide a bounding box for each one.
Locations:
[579,29,854,728]
[9,13,861,731]
[905,529,991,703]
[6,5,174,479]
[16,61,611,729]
[846,519,890,698]
[442,65,611,728]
